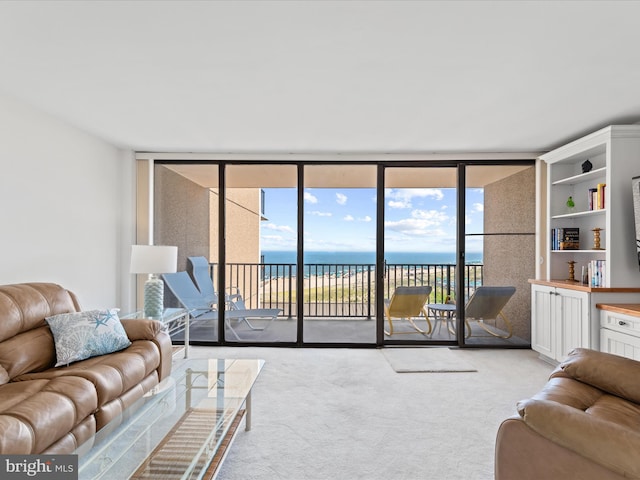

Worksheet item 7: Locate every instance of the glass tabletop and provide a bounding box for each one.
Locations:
[427,303,457,313]
[76,358,265,480]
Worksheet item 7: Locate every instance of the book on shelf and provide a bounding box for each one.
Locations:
[596,183,606,210]
[588,260,606,287]
[588,188,597,210]
[551,227,579,250]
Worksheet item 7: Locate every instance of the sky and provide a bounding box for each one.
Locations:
[260,187,485,252]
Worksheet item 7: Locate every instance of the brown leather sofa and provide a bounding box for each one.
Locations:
[495,348,640,480]
[0,282,172,454]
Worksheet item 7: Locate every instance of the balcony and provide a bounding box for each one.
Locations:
[163,260,533,346]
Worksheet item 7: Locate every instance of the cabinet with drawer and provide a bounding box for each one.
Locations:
[598,304,640,360]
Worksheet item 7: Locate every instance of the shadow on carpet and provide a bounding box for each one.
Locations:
[382,347,477,373]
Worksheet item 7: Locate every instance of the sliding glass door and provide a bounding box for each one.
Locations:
[225,164,298,343]
[383,166,458,345]
[302,165,377,344]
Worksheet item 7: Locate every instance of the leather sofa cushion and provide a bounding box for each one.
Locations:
[15,339,161,408]
[531,376,605,411]
[0,283,79,379]
[559,348,640,404]
[0,283,79,342]
[0,326,57,379]
[0,376,97,454]
[518,397,640,478]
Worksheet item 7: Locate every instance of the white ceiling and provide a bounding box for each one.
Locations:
[1,1,639,154]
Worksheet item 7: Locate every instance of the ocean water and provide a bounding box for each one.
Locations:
[263,250,482,265]
[261,250,482,278]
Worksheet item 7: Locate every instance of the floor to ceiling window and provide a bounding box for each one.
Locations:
[147,158,534,348]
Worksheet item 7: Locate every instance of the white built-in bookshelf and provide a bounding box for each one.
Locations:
[542,125,640,288]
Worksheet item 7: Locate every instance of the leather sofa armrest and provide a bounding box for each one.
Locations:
[120,318,163,341]
[120,319,172,381]
[517,398,640,478]
[560,348,640,403]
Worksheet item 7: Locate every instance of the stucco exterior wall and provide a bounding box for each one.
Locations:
[154,165,210,272]
[154,166,262,306]
[483,166,536,342]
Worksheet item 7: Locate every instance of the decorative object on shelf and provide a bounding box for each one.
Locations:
[130,245,178,319]
[567,260,577,282]
[566,196,576,213]
[581,159,593,173]
[592,227,604,250]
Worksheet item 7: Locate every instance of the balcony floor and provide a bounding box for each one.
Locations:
[170,316,529,347]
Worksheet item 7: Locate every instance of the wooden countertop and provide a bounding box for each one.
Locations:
[529,279,640,293]
[596,304,640,317]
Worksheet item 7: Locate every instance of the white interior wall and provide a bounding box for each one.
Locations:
[0,93,136,310]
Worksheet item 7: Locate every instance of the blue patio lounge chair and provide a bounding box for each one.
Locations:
[163,271,282,340]
[187,256,241,306]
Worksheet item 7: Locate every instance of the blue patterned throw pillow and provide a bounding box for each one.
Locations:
[46,309,132,367]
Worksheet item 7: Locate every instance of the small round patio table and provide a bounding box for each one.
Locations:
[426,303,457,337]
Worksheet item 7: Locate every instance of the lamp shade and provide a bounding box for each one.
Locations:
[130,245,178,274]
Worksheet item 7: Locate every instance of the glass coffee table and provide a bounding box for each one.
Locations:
[76,358,264,479]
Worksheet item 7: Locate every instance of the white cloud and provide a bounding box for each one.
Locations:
[386,188,444,208]
[304,191,318,204]
[385,209,449,236]
[473,202,484,212]
[359,215,372,222]
[343,215,355,221]
[336,193,348,205]
[388,199,410,209]
[262,223,295,234]
[308,211,332,217]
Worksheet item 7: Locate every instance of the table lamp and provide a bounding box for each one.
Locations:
[130,245,178,319]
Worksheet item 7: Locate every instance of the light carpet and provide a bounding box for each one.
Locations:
[382,347,478,372]
[182,346,554,480]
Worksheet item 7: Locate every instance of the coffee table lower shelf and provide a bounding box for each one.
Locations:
[131,408,246,480]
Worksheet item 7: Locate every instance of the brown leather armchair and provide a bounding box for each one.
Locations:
[495,348,640,480]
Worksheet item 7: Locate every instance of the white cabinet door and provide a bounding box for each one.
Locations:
[531,284,555,359]
[556,288,590,359]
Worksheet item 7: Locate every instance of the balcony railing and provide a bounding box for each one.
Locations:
[214,262,483,319]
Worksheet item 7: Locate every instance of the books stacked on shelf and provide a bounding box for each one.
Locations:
[588,260,606,287]
[589,183,606,210]
[551,227,580,250]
